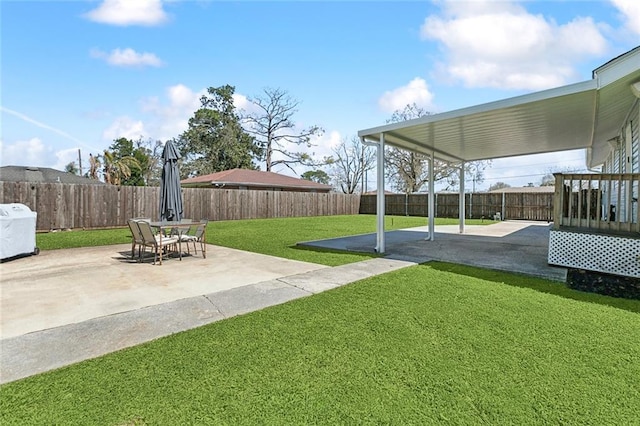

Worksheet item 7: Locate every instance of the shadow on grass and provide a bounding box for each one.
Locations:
[427,261,640,315]
[290,244,380,258]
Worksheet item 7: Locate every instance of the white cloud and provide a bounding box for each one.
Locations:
[610,0,640,35]
[0,138,85,171]
[84,0,168,26]
[233,93,265,116]
[102,116,146,142]
[140,84,205,141]
[378,78,435,113]
[52,148,83,171]
[421,0,609,90]
[309,130,342,157]
[0,137,49,167]
[232,93,251,111]
[90,48,164,68]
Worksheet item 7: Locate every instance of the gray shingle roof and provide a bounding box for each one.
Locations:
[0,166,105,185]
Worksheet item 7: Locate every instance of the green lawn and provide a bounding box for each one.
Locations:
[36,215,492,266]
[1,263,638,425]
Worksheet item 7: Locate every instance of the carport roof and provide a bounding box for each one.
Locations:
[358,46,640,169]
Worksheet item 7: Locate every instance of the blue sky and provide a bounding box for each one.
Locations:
[2,0,639,190]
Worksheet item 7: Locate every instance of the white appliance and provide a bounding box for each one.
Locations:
[0,203,39,260]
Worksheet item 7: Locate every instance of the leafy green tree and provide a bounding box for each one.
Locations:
[100,149,140,186]
[301,170,330,185]
[177,85,260,178]
[244,87,325,172]
[106,138,149,186]
[64,161,79,175]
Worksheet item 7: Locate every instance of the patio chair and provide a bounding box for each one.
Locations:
[137,220,179,264]
[179,219,208,256]
[127,219,145,260]
[169,218,193,239]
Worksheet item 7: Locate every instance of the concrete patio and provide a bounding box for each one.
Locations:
[299,220,567,281]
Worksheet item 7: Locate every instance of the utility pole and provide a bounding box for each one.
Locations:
[77,149,83,176]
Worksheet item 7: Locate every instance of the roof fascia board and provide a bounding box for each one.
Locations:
[358,79,597,138]
[210,180,330,190]
[592,46,640,86]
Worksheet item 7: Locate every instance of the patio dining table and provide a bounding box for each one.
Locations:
[149,220,207,265]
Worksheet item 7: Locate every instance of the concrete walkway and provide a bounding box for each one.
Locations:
[0,245,416,384]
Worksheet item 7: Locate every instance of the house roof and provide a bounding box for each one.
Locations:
[358,46,640,169]
[0,166,105,185]
[487,186,554,193]
[181,168,333,191]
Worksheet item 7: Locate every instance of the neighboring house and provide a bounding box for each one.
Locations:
[181,168,333,193]
[363,190,397,195]
[487,186,554,193]
[358,46,640,280]
[0,166,104,185]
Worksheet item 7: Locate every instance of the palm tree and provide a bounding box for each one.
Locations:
[88,154,101,180]
[101,150,140,185]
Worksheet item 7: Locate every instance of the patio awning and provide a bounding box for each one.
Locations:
[357,46,640,254]
[358,46,640,169]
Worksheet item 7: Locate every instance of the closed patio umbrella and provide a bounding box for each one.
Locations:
[159,140,183,222]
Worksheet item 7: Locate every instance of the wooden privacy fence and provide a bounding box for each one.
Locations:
[0,182,361,231]
[360,192,554,221]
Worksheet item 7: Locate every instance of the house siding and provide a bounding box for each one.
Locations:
[600,100,639,223]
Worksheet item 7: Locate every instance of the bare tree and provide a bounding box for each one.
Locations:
[135,138,164,186]
[539,166,580,186]
[385,104,450,193]
[330,136,375,194]
[488,182,511,191]
[244,88,324,172]
[442,161,491,192]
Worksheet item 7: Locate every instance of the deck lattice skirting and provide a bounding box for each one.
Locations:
[548,229,640,278]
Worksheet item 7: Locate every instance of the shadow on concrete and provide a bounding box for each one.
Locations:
[113,249,201,264]
[298,221,567,281]
[428,262,640,315]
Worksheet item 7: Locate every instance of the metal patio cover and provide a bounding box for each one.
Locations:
[358,46,640,169]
